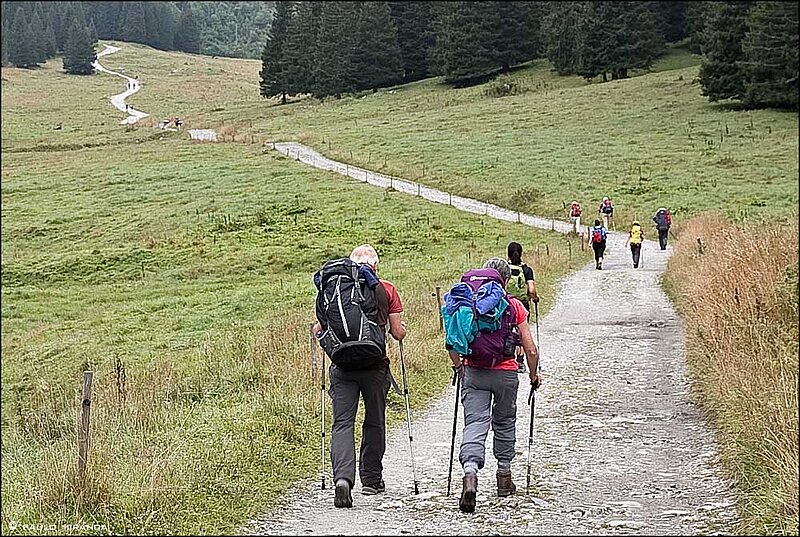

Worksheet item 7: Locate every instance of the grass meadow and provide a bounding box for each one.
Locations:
[1,53,587,534]
[663,216,799,535]
[2,40,798,534]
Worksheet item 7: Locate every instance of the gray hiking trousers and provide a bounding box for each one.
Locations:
[329,364,390,487]
[459,366,519,470]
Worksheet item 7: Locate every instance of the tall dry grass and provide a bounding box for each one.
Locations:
[664,214,799,535]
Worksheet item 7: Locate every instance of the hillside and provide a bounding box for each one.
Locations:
[2,41,797,535]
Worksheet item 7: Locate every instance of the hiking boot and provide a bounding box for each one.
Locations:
[334,479,353,508]
[459,474,477,513]
[516,354,527,374]
[497,470,516,497]
[361,481,385,495]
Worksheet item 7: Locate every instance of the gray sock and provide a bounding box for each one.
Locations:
[497,460,511,473]
[336,479,349,488]
[463,462,478,475]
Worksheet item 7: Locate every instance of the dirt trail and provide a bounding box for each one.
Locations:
[92,44,149,125]
[242,144,739,535]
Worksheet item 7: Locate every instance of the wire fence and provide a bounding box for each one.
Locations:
[272,141,585,234]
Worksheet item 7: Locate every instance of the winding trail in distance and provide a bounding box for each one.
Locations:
[241,143,740,535]
[92,43,149,125]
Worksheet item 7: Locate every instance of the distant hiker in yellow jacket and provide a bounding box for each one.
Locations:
[624,221,644,269]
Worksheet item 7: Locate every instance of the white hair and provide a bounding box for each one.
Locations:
[350,244,379,268]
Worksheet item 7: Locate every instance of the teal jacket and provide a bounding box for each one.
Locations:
[442,298,508,355]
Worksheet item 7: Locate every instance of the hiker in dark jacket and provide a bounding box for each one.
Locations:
[450,257,541,514]
[653,208,672,250]
[505,242,538,374]
[313,244,406,508]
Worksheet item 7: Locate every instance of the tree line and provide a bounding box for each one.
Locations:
[1,1,275,68]
[260,1,797,110]
[1,1,96,74]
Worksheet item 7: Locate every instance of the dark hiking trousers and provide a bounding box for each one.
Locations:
[329,364,390,487]
[658,229,669,250]
[592,241,606,262]
[459,367,520,470]
[631,243,642,268]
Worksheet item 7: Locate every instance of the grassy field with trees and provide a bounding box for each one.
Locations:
[2,1,798,533]
[1,52,586,534]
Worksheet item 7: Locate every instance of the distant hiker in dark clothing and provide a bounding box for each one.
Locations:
[625,221,644,268]
[505,242,538,374]
[591,219,607,270]
[313,244,406,508]
[653,208,672,250]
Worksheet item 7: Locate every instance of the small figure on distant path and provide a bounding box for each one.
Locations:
[624,221,644,268]
[591,219,607,270]
[568,200,582,234]
[599,197,614,230]
[653,208,672,250]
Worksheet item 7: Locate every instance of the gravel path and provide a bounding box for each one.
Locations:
[242,144,739,535]
[93,44,149,125]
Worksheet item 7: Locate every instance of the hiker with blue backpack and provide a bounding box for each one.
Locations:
[590,219,608,270]
[505,242,539,374]
[442,258,541,513]
[312,244,406,508]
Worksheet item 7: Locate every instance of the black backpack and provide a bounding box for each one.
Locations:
[314,258,386,370]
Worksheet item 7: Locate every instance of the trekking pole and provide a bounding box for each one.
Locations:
[398,340,420,495]
[446,365,461,497]
[320,342,327,490]
[526,386,536,493]
[534,302,541,349]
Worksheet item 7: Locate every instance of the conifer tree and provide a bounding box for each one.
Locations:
[543,1,583,75]
[698,1,753,102]
[63,9,96,75]
[741,1,798,109]
[28,7,49,64]
[260,0,293,103]
[432,1,502,83]
[353,1,403,90]
[389,1,436,82]
[492,1,538,72]
[283,1,321,96]
[576,1,613,80]
[8,9,38,68]
[314,1,360,97]
[43,20,57,58]
[174,6,201,53]
[122,1,147,44]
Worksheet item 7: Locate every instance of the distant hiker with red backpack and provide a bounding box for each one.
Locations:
[442,258,541,514]
[653,207,672,250]
[624,221,644,269]
[568,200,582,234]
[591,219,607,270]
[506,242,539,374]
[313,244,406,508]
[599,197,614,230]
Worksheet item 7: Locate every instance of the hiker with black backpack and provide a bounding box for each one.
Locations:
[653,207,672,250]
[505,242,539,374]
[590,219,608,270]
[599,197,614,230]
[312,244,406,508]
[442,258,541,514]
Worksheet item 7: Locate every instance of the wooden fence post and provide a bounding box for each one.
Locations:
[78,371,94,481]
[435,287,444,332]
